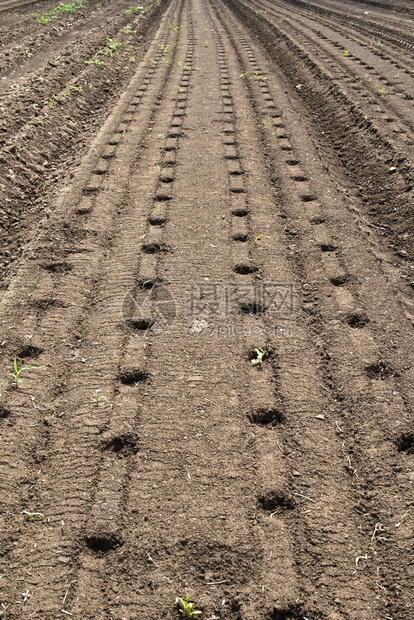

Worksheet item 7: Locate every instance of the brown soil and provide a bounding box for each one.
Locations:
[0,0,413,618]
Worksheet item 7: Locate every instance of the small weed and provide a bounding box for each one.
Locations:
[251,348,266,366]
[21,510,44,521]
[7,354,38,388]
[93,389,107,405]
[176,595,201,616]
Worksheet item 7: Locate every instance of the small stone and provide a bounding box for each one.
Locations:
[316,414,325,420]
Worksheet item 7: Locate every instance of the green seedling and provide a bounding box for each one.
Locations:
[85,49,105,65]
[141,280,153,289]
[155,164,165,176]
[130,56,136,62]
[7,355,38,388]
[251,348,266,366]
[239,72,249,79]
[262,120,268,128]
[93,389,106,405]
[21,510,44,521]
[343,50,351,57]
[176,85,183,93]
[203,27,207,32]
[176,595,201,616]
[123,25,133,33]
[378,88,385,96]
[33,273,41,286]
[105,38,122,57]
[394,73,399,78]
[64,84,82,100]
[149,58,157,66]
[203,40,208,47]
[255,234,263,244]
[44,97,55,105]
[378,40,383,46]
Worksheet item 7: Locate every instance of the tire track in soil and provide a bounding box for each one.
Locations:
[224,0,414,262]
[0,0,171,289]
[0,0,129,90]
[279,0,414,51]
[251,0,414,153]
[0,0,190,615]
[213,1,414,618]
[78,1,304,617]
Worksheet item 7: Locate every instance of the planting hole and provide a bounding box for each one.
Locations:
[148,217,166,226]
[259,490,294,512]
[128,318,154,331]
[233,233,248,242]
[396,432,414,454]
[43,262,72,273]
[232,208,249,217]
[365,361,394,380]
[0,406,11,419]
[270,604,306,620]
[301,194,318,202]
[346,312,369,328]
[320,244,337,252]
[234,264,258,275]
[103,433,139,456]
[119,370,148,385]
[18,345,43,359]
[85,533,122,553]
[330,275,348,287]
[240,302,265,314]
[142,243,168,254]
[249,408,284,426]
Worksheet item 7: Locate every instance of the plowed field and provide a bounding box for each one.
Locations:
[1,0,413,618]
